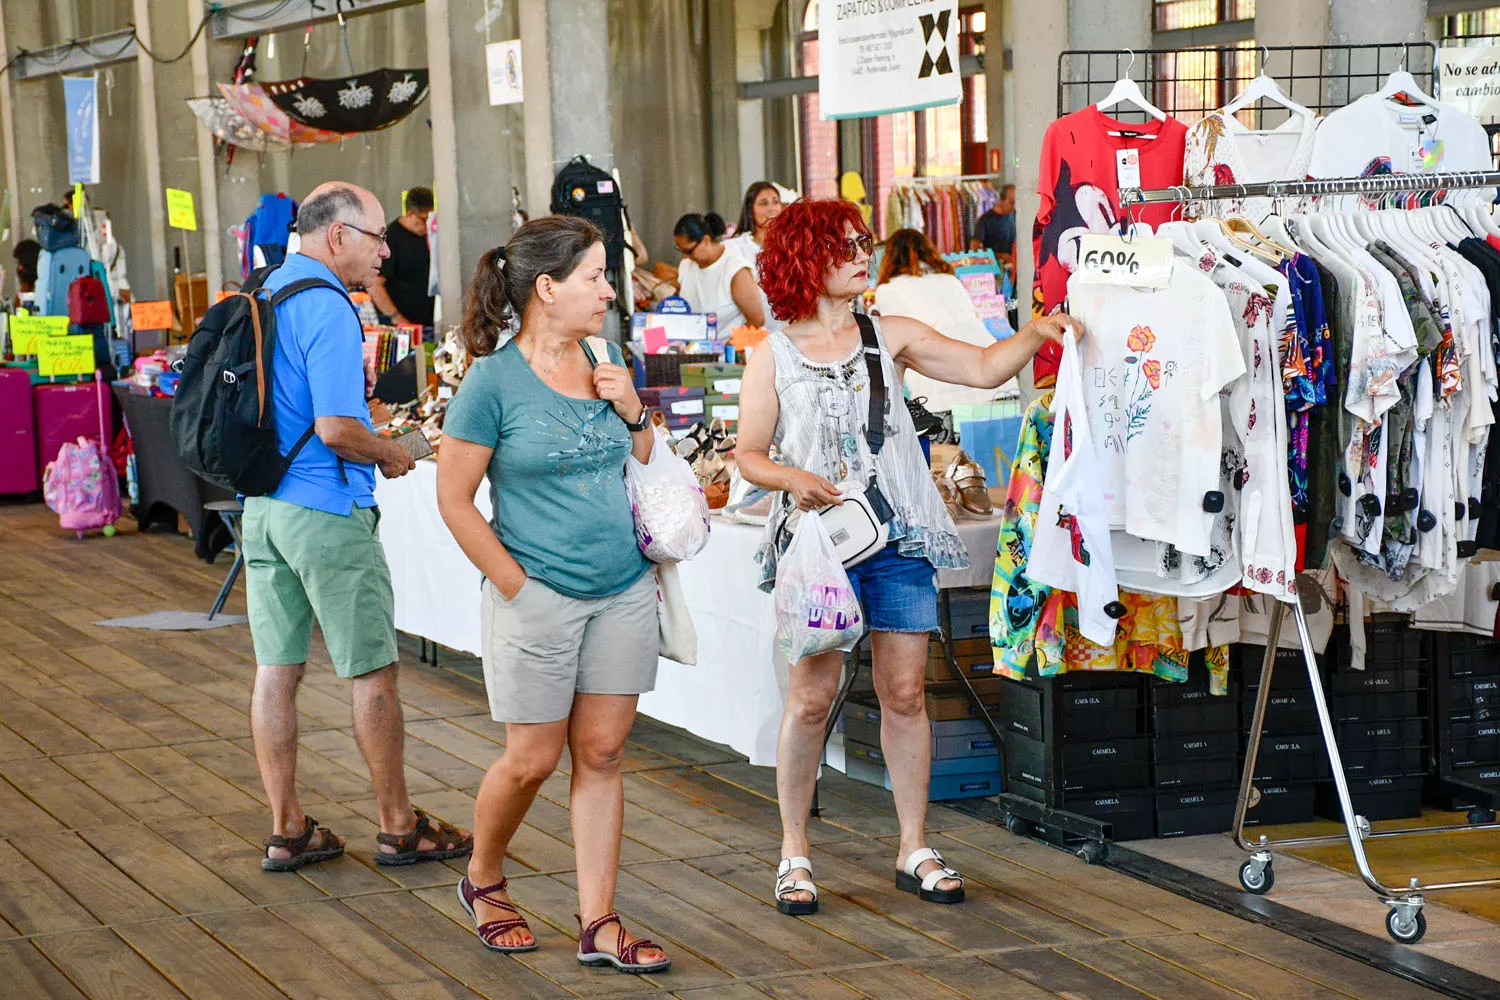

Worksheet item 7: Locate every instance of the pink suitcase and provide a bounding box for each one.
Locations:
[0,368,37,493]
[35,381,109,472]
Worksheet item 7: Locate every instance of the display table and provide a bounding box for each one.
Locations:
[375,459,1002,766]
[112,385,236,561]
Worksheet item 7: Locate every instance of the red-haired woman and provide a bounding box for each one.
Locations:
[736,199,1079,916]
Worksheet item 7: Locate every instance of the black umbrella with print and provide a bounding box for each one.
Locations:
[265,68,429,133]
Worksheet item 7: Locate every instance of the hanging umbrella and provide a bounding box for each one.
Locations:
[263,68,429,133]
[187,97,298,154]
[218,82,349,145]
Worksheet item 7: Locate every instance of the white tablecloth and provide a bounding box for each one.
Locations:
[374,460,1000,765]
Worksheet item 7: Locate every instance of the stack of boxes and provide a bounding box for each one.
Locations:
[1151,670,1242,837]
[1234,645,1326,827]
[840,587,1005,800]
[639,386,705,431]
[1433,634,1500,805]
[680,363,743,431]
[1317,621,1429,822]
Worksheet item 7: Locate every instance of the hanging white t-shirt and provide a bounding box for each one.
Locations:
[1184,109,1321,223]
[874,272,1007,412]
[677,245,754,333]
[1066,264,1246,557]
[1308,94,1492,196]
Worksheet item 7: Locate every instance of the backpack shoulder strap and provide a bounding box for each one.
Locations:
[853,311,886,457]
[265,276,359,320]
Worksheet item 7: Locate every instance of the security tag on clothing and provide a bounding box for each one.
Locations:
[1075,234,1173,288]
[1115,148,1141,190]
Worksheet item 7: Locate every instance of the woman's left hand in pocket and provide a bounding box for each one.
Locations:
[594,362,646,425]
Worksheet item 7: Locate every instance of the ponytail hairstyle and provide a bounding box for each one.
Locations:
[673,212,727,244]
[460,215,605,357]
[876,228,955,286]
[735,181,778,238]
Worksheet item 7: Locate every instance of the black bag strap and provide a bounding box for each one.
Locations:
[854,311,885,458]
[284,426,318,464]
[268,276,357,319]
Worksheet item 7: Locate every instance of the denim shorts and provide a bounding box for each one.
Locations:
[844,542,939,634]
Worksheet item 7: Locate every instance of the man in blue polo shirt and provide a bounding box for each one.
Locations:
[244,182,471,872]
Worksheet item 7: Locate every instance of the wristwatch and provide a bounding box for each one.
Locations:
[622,405,651,432]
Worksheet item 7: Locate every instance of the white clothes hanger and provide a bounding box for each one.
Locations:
[1220,48,1313,121]
[1095,49,1167,123]
[1376,53,1437,108]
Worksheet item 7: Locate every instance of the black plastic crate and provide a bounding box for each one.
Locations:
[1243,781,1317,826]
[1242,687,1320,735]
[1328,689,1426,724]
[1233,644,1320,690]
[1153,729,1240,762]
[1316,775,1424,822]
[1444,720,1500,768]
[1065,788,1156,841]
[1444,635,1500,679]
[1329,665,1426,695]
[1447,762,1500,787]
[1252,734,1332,782]
[1004,731,1150,797]
[1341,619,1427,668]
[995,673,1145,742]
[1154,755,1240,790]
[1156,787,1237,838]
[1153,696,1240,734]
[1335,718,1427,750]
[1447,676,1500,720]
[1340,744,1427,779]
[945,588,990,640]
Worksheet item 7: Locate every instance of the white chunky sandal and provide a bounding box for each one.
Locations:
[896,847,966,904]
[775,856,819,916]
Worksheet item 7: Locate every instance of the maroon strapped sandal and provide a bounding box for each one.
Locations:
[575,912,672,974]
[261,816,344,873]
[375,807,473,867]
[457,875,538,953]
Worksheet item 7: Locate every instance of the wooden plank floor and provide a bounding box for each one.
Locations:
[0,500,1460,999]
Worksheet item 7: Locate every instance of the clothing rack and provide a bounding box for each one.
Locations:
[1121,170,1500,945]
[890,173,1004,186]
[1120,170,1500,206]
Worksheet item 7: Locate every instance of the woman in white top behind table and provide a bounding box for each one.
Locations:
[874,229,1010,413]
[673,212,765,332]
[725,182,785,332]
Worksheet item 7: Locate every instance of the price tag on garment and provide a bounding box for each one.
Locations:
[37,334,94,377]
[1115,148,1141,191]
[1075,234,1174,289]
[9,313,70,354]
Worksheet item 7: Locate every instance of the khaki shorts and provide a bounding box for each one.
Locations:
[480,572,658,724]
[243,496,398,678]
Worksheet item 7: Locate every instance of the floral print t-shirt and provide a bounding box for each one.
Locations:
[1064,265,1247,558]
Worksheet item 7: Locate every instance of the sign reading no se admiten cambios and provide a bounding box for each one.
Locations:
[1440,45,1500,120]
[818,0,961,120]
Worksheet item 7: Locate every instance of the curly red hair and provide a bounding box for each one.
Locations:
[758,198,870,323]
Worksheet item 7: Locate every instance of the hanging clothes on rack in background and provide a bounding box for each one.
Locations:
[884,177,1002,254]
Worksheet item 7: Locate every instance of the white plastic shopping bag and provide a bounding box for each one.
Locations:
[774,515,865,662]
[626,435,711,563]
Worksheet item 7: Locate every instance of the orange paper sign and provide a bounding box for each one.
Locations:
[131,300,174,330]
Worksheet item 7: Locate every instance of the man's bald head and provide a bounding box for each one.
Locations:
[297,182,379,237]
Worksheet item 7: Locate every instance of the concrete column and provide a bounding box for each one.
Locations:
[1007,0,1066,338]
[705,0,740,216]
[1328,0,1427,104]
[188,2,224,296]
[519,0,554,218]
[133,0,170,299]
[7,7,66,221]
[735,0,782,193]
[1065,0,1151,109]
[428,0,526,322]
[983,0,1004,178]
[546,0,612,170]
[0,2,19,256]
[1254,0,1331,111]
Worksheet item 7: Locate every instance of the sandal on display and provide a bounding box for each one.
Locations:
[945,451,994,517]
[897,847,966,904]
[775,856,819,916]
[261,816,344,873]
[932,472,962,521]
[374,807,473,866]
[575,912,672,973]
[457,875,539,953]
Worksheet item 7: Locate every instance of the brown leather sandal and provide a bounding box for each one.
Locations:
[576,912,672,973]
[946,450,994,516]
[457,875,538,953]
[374,807,473,867]
[262,816,344,873]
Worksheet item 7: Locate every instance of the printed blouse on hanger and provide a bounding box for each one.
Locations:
[1185,109,1320,223]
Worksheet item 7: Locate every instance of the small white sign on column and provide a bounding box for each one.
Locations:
[486,39,524,106]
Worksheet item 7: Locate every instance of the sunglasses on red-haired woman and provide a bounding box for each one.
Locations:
[836,233,874,263]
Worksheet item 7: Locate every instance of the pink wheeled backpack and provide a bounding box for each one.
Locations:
[42,375,120,537]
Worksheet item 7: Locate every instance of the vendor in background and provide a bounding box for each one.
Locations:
[367,186,434,328]
[971,183,1016,272]
[735,197,1078,922]
[725,181,784,333]
[12,239,39,309]
[875,229,1010,412]
[673,212,765,331]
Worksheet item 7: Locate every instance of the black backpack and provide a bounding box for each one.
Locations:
[551,155,628,271]
[170,266,345,496]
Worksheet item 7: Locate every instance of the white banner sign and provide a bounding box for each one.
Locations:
[1440,45,1500,120]
[485,39,524,106]
[817,0,961,121]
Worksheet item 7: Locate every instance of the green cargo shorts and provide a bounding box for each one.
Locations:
[242,496,398,678]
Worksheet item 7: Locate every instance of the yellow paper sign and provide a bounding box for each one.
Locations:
[37,334,94,377]
[9,314,70,355]
[72,183,84,217]
[166,188,197,231]
[131,300,174,330]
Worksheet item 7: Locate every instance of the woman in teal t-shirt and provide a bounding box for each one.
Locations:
[437,216,669,973]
